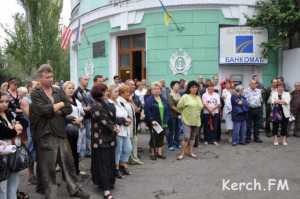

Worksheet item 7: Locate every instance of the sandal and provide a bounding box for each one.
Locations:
[189,153,198,159]
[104,193,114,199]
[176,154,184,160]
[120,166,131,175]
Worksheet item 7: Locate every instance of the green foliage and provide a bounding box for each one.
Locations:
[247,0,300,53]
[2,0,69,81]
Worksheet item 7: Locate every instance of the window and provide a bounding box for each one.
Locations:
[132,34,145,48]
[93,41,105,58]
[120,54,130,67]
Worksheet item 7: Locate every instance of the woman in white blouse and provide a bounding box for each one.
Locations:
[271,82,291,146]
[63,81,85,175]
[109,85,133,178]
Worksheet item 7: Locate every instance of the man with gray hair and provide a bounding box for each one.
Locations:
[74,75,93,157]
[30,64,90,199]
[244,80,263,143]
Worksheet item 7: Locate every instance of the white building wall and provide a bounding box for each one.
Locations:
[283,48,300,89]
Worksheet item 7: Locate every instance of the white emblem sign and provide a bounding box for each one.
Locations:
[84,59,94,77]
[169,49,192,75]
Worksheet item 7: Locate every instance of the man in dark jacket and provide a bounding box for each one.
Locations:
[74,75,94,156]
[30,64,89,199]
[263,78,278,137]
[291,82,300,137]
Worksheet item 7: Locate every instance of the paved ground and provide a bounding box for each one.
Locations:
[19,132,300,199]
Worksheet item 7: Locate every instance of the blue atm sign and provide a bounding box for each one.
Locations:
[219,27,268,65]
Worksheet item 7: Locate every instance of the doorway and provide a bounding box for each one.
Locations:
[118,33,146,81]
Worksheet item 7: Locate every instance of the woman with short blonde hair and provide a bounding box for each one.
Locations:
[144,82,170,160]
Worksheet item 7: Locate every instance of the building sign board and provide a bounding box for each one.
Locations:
[219,26,268,65]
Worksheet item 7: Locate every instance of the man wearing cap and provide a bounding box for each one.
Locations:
[291,82,300,137]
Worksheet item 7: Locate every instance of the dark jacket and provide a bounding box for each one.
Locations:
[231,94,249,122]
[30,87,72,141]
[291,90,300,115]
[91,100,116,149]
[74,86,93,119]
[0,111,28,142]
[144,95,170,127]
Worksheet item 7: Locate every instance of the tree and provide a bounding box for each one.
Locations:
[2,0,69,81]
[247,0,300,53]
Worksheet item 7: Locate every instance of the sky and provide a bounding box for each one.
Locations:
[0,0,71,47]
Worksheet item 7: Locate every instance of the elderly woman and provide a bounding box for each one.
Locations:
[222,80,233,141]
[144,82,170,160]
[90,83,117,199]
[109,85,133,178]
[231,85,249,146]
[271,82,291,146]
[63,81,85,175]
[0,91,26,199]
[177,81,203,160]
[291,82,300,137]
[202,80,221,145]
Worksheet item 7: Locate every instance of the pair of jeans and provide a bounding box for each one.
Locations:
[203,114,219,143]
[232,120,247,145]
[247,107,262,141]
[77,127,86,158]
[83,119,91,156]
[167,117,181,148]
[115,136,132,164]
[0,172,19,199]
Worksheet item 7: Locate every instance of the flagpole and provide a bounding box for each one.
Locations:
[157,0,184,32]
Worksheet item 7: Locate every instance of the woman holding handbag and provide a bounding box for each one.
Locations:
[271,82,291,146]
[107,85,132,178]
[0,91,26,199]
[63,81,85,175]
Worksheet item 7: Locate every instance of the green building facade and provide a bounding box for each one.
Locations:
[70,0,278,87]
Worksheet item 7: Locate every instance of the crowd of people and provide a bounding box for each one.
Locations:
[0,63,299,199]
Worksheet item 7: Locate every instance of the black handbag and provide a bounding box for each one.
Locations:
[9,145,31,173]
[0,154,10,182]
[65,123,79,138]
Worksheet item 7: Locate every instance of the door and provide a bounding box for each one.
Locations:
[118,33,146,81]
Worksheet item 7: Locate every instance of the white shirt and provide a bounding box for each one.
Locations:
[135,88,147,105]
[245,88,263,108]
[202,92,221,114]
[222,89,232,115]
[110,99,130,137]
[69,99,85,119]
[117,97,135,137]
